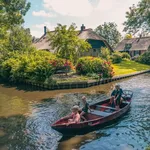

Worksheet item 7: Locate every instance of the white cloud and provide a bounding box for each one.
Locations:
[32,10,56,17]
[30,30,43,38]
[81,0,139,34]
[96,0,114,11]
[29,0,140,38]
[43,0,93,17]
[34,22,56,30]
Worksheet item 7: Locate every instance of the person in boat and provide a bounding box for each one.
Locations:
[80,96,92,121]
[61,105,80,125]
[110,84,123,110]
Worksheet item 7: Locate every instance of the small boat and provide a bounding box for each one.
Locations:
[51,90,133,135]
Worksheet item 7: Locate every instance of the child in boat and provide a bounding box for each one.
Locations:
[80,96,92,121]
[61,105,80,125]
[110,84,123,110]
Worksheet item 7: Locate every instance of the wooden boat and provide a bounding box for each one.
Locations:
[51,90,133,135]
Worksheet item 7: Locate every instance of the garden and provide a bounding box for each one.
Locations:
[0,47,149,85]
[0,12,150,86]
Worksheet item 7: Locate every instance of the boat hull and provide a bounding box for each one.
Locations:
[52,103,130,135]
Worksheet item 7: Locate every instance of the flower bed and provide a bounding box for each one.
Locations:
[76,56,114,78]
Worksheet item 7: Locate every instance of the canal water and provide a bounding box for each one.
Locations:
[0,74,150,150]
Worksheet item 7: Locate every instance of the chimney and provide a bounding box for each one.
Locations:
[44,26,47,35]
[81,24,85,32]
[137,34,142,42]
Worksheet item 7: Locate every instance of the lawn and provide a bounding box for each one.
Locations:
[53,74,90,83]
[112,60,150,76]
[53,60,150,83]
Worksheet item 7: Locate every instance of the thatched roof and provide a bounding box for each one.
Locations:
[78,29,113,51]
[33,28,113,51]
[33,31,55,52]
[115,36,150,51]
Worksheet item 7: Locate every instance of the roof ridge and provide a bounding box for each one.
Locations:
[124,36,150,40]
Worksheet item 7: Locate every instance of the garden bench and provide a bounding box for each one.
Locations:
[54,66,71,74]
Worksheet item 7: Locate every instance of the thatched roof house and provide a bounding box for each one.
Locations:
[115,36,150,57]
[34,24,113,56]
[78,28,112,51]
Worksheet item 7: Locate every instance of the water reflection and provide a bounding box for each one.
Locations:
[0,74,150,150]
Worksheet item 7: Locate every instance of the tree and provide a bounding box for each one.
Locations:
[6,26,34,52]
[0,0,31,53]
[48,23,91,63]
[123,0,150,34]
[0,0,31,29]
[95,22,122,49]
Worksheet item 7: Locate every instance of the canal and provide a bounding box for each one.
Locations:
[0,74,150,150]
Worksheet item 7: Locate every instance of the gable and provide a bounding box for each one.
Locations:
[115,37,150,51]
[87,39,106,49]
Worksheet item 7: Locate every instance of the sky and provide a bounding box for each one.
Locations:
[24,0,140,38]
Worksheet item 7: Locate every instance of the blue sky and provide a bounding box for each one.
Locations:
[24,0,140,38]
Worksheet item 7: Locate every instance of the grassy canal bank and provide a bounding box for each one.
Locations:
[54,60,150,84]
[113,60,150,76]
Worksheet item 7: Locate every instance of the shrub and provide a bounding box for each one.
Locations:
[0,50,74,83]
[99,47,111,61]
[121,52,131,59]
[136,51,150,65]
[26,59,54,82]
[76,56,114,78]
[87,73,100,80]
[0,58,14,80]
[111,52,122,63]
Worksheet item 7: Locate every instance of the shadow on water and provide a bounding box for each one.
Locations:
[57,131,108,150]
[0,115,35,150]
[57,110,131,150]
[0,80,48,92]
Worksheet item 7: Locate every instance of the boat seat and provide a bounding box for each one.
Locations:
[96,105,117,111]
[90,109,111,117]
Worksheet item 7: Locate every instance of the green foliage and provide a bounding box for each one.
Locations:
[48,23,91,63]
[111,52,123,63]
[136,51,150,65]
[123,0,150,34]
[95,22,122,49]
[0,0,31,29]
[0,0,31,55]
[26,59,54,82]
[0,51,74,83]
[121,52,131,59]
[44,76,57,85]
[86,73,100,80]
[145,146,150,150]
[76,57,114,78]
[99,47,111,60]
[6,26,34,52]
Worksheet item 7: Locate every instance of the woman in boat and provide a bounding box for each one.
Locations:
[110,85,123,110]
[80,96,92,121]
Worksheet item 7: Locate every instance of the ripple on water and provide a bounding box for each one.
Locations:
[0,73,150,150]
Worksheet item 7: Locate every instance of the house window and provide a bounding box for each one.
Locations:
[134,50,139,56]
[93,49,96,52]
[124,43,132,51]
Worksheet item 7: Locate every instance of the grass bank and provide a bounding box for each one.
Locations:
[113,60,150,76]
[54,60,150,83]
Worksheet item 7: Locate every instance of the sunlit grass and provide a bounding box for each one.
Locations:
[55,60,150,83]
[113,60,150,76]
